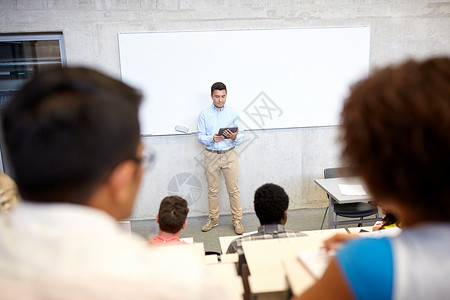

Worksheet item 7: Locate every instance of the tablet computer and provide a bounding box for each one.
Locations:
[218,127,238,138]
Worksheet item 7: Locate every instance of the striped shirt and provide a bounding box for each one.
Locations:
[226,224,306,254]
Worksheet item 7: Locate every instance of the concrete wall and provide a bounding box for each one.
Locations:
[1,0,449,220]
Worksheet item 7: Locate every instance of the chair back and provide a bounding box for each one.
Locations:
[324,167,353,179]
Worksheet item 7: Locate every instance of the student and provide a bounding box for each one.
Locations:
[295,57,450,300]
[0,67,231,300]
[0,172,19,214]
[227,183,306,254]
[151,196,190,246]
[372,206,399,231]
[324,206,402,252]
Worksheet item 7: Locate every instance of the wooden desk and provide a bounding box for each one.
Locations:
[242,228,349,298]
[219,235,238,254]
[300,228,348,238]
[242,229,346,275]
[347,226,373,234]
[205,262,244,300]
[205,254,219,264]
[348,226,401,237]
[180,237,194,244]
[221,253,239,263]
[157,242,205,259]
[248,273,289,300]
[315,177,375,228]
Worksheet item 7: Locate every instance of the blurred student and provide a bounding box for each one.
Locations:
[0,67,231,300]
[372,206,399,231]
[323,206,402,252]
[227,183,306,254]
[151,196,190,246]
[0,172,19,214]
[295,57,450,300]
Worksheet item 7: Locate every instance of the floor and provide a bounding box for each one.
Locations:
[130,207,378,253]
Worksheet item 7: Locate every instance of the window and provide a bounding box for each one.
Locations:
[0,32,66,173]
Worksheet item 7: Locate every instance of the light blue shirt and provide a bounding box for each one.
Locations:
[197,104,244,151]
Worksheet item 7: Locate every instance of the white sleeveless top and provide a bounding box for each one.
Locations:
[392,223,450,300]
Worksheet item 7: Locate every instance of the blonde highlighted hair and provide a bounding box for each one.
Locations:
[0,172,20,213]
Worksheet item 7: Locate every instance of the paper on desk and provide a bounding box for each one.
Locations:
[338,184,367,196]
[297,248,335,279]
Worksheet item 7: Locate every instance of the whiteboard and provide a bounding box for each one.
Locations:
[119,27,370,135]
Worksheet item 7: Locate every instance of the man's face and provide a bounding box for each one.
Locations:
[211,89,227,109]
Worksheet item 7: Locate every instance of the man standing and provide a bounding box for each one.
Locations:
[0,68,231,300]
[197,82,244,235]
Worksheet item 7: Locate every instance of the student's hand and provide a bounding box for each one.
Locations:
[213,134,225,142]
[223,128,238,140]
[372,221,384,231]
[322,233,359,252]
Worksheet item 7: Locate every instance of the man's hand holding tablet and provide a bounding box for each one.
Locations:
[218,127,238,140]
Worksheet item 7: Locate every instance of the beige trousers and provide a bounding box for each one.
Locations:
[204,148,242,223]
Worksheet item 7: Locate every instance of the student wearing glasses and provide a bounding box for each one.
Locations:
[0,67,232,300]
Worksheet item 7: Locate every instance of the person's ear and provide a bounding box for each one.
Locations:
[107,160,137,205]
[181,220,187,230]
[281,211,287,224]
[156,214,159,224]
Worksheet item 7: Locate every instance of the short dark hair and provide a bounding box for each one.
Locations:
[158,196,189,234]
[211,82,227,94]
[2,67,142,204]
[340,57,450,221]
[254,183,289,225]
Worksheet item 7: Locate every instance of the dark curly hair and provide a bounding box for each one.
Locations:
[254,183,289,225]
[340,57,450,221]
[158,196,189,234]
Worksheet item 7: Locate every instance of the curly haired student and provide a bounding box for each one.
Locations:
[295,57,450,300]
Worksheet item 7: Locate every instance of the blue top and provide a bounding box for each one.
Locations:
[197,104,244,151]
[336,237,394,300]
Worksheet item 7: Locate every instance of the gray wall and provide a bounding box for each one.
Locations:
[1,1,449,220]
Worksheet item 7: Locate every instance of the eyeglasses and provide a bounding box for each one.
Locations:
[132,148,155,170]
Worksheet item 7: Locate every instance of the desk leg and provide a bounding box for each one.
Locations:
[328,196,334,229]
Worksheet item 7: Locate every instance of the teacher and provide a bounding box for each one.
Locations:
[197,82,245,235]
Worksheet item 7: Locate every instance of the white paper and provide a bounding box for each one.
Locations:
[297,248,334,279]
[338,184,367,196]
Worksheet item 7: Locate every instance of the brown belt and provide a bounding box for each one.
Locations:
[205,147,235,154]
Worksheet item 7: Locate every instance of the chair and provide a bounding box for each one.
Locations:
[320,167,380,229]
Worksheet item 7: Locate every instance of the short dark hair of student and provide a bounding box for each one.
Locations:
[158,196,189,234]
[254,183,289,225]
[2,67,142,204]
[211,82,227,94]
[340,57,450,221]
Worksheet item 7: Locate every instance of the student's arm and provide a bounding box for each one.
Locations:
[322,233,359,252]
[292,258,354,300]
[226,240,237,254]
